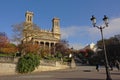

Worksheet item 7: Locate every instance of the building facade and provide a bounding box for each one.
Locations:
[22,11,61,49]
[84,43,97,52]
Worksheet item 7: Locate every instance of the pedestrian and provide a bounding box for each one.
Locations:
[96,64,100,72]
[109,62,113,71]
[115,60,120,71]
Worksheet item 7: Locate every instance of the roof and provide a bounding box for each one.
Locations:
[32,35,58,41]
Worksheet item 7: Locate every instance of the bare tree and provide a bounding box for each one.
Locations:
[11,22,40,44]
[55,40,69,55]
[11,22,24,44]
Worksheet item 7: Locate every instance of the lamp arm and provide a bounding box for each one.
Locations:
[95,26,106,30]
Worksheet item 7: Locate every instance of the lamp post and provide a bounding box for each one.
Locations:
[90,15,112,80]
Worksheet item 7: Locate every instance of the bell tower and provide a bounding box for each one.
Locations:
[25,11,34,24]
[52,17,61,39]
[24,11,34,30]
[22,11,34,43]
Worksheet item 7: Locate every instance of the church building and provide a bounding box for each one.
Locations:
[22,11,61,50]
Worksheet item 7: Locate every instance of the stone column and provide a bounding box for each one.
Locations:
[48,42,51,50]
[38,41,41,45]
[32,40,35,44]
[44,41,46,49]
[53,42,56,55]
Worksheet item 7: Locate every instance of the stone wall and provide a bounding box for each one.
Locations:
[0,62,69,76]
[34,64,69,72]
[0,63,17,75]
[0,56,19,63]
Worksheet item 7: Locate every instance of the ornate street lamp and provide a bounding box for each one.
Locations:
[90,15,112,80]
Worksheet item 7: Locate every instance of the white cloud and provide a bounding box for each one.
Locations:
[105,18,120,37]
[69,43,85,50]
[88,17,120,39]
[61,26,80,39]
[61,26,89,39]
[60,17,120,50]
[61,26,90,49]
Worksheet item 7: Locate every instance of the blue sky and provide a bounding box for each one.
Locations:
[0,0,120,49]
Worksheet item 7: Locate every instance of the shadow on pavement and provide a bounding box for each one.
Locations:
[111,72,120,75]
[100,71,120,76]
[56,78,104,80]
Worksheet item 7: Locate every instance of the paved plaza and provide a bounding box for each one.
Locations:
[0,66,120,80]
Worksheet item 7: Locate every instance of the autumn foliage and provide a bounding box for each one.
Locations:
[0,33,18,54]
[18,43,40,54]
[79,49,94,57]
[0,44,18,54]
[0,34,9,47]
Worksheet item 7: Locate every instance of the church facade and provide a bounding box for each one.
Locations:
[22,11,61,49]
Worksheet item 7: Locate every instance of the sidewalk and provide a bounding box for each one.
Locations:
[54,66,120,80]
[0,66,120,80]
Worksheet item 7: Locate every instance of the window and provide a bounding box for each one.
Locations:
[55,22,59,26]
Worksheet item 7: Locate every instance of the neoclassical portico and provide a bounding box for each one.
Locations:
[33,39,57,50]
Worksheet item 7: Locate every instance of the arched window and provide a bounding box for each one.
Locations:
[55,22,59,26]
[30,16,32,21]
[28,15,30,21]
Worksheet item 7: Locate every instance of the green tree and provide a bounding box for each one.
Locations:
[97,35,120,62]
[17,53,40,73]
